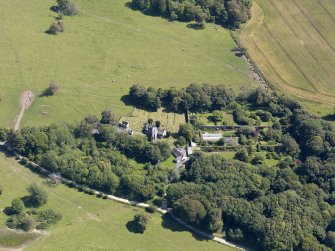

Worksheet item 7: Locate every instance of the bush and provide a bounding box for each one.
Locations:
[133,213,150,233]
[26,184,48,207]
[36,222,48,230]
[20,157,28,165]
[251,154,265,165]
[47,20,64,35]
[234,148,249,163]
[152,197,163,207]
[10,199,25,214]
[7,214,35,231]
[37,209,62,225]
[57,0,79,16]
[43,81,59,96]
[145,205,157,213]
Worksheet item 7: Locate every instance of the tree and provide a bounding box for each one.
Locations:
[179,123,194,142]
[43,81,59,96]
[211,110,224,124]
[57,0,79,16]
[226,228,245,243]
[155,120,161,128]
[100,110,116,124]
[10,199,25,214]
[37,209,62,225]
[27,184,48,207]
[326,231,335,250]
[172,197,206,226]
[251,154,265,165]
[234,147,249,162]
[206,208,223,233]
[47,21,64,35]
[133,213,150,233]
[7,214,35,231]
[281,134,300,157]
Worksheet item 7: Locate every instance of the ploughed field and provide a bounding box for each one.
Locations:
[0,0,256,128]
[240,0,335,106]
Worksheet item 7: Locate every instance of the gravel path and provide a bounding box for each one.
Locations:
[14,91,34,131]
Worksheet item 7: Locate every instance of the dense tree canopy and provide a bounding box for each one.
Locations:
[128,83,235,112]
[131,0,252,27]
[3,85,335,249]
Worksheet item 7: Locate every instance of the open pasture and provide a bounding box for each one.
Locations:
[0,0,256,128]
[239,0,335,106]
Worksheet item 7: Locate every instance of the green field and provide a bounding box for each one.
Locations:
[0,0,256,129]
[0,229,39,248]
[0,153,234,250]
[239,0,335,107]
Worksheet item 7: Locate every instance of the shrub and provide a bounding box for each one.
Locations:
[36,222,48,230]
[43,81,59,96]
[7,214,35,231]
[10,199,25,214]
[57,0,79,16]
[133,213,150,233]
[145,205,157,213]
[47,20,64,35]
[251,154,265,165]
[234,148,249,163]
[26,184,48,207]
[153,197,163,207]
[37,209,62,225]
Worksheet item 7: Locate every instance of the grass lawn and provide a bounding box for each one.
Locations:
[0,0,256,129]
[194,112,234,126]
[0,229,39,248]
[239,0,335,110]
[213,151,236,159]
[0,153,235,251]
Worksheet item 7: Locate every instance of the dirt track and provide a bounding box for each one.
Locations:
[14,91,34,131]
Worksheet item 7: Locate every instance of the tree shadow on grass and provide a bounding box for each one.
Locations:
[20,196,34,208]
[186,23,205,30]
[322,114,335,121]
[3,207,14,216]
[126,220,143,234]
[161,214,208,241]
[50,6,59,13]
[120,95,158,112]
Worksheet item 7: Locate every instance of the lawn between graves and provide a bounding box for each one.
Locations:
[0,153,235,251]
[0,0,257,129]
